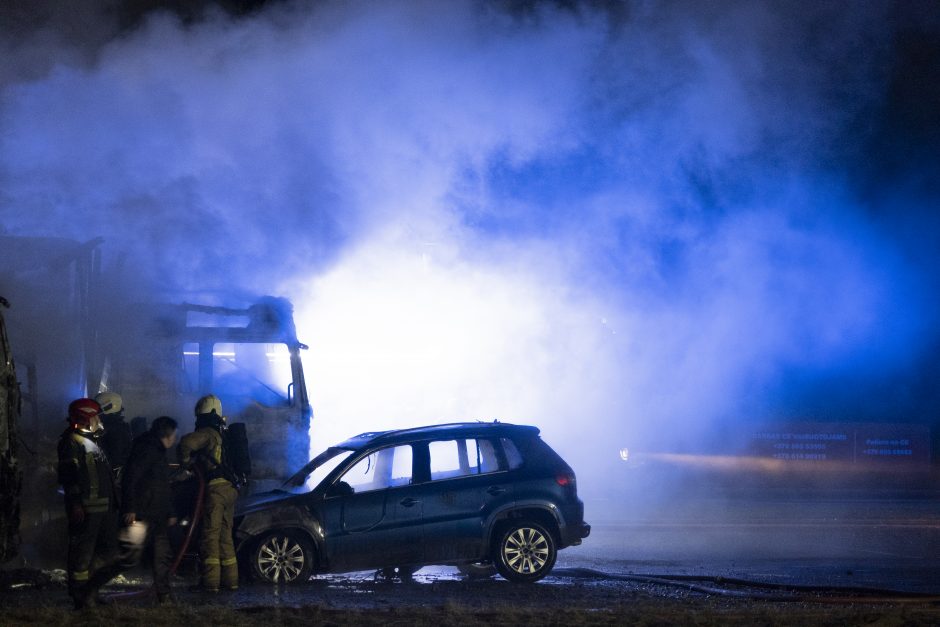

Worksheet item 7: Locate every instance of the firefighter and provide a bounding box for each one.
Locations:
[85,416,180,604]
[178,394,238,592]
[94,392,132,476]
[57,398,118,609]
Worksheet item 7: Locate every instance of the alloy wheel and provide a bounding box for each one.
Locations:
[256,535,307,582]
[501,526,551,575]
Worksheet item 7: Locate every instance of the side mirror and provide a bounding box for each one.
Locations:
[326,480,354,498]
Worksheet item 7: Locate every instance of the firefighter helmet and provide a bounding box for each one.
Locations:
[95,392,123,415]
[68,398,101,428]
[195,394,223,418]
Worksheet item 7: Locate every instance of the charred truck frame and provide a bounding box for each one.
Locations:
[0,235,313,499]
[109,297,312,483]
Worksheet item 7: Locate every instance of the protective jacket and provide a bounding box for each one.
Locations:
[179,425,231,485]
[121,431,175,523]
[57,428,115,514]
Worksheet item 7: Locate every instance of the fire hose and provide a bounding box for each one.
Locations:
[169,465,207,576]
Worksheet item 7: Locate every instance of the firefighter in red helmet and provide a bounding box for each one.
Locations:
[57,398,118,609]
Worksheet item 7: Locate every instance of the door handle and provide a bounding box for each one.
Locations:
[486,486,507,496]
[399,497,420,507]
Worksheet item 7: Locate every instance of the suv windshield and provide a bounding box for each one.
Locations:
[283,446,355,493]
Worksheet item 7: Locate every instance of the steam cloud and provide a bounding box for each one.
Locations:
[1,1,938,477]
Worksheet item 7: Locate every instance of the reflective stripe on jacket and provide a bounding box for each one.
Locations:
[57,428,114,512]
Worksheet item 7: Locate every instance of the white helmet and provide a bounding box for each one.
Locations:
[195,394,223,418]
[95,392,123,415]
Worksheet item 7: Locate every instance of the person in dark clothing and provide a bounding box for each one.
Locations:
[57,398,119,609]
[94,392,133,474]
[85,416,179,604]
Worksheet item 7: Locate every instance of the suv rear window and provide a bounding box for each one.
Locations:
[500,437,524,470]
[429,438,503,480]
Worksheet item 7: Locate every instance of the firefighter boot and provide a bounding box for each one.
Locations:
[200,557,221,592]
[221,558,239,591]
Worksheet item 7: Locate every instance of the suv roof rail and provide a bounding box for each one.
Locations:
[364,421,536,443]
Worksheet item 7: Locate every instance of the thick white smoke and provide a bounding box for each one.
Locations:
[0,1,934,482]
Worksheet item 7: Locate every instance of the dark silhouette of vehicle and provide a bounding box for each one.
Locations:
[234,422,590,583]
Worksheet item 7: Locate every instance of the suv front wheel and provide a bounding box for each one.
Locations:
[251,531,315,584]
[493,521,557,583]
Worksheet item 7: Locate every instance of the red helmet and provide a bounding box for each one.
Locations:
[68,398,101,427]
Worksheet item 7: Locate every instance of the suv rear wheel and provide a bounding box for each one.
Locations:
[493,521,556,583]
[251,531,315,584]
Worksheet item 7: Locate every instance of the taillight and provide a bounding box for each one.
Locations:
[555,473,575,487]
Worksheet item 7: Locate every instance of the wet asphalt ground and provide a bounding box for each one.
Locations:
[577,489,940,595]
[3,485,939,618]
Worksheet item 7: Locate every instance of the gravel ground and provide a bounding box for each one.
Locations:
[2,567,939,626]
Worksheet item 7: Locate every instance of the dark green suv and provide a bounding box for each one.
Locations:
[234,422,590,583]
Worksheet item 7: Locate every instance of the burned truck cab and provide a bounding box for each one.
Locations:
[104,296,312,490]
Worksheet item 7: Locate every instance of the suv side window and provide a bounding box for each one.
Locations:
[338,445,413,493]
[500,437,524,470]
[429,438,503,480]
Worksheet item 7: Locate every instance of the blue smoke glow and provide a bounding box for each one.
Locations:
[1,1,938,474]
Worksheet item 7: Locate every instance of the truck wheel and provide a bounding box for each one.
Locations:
[251,531,315,584]
[493,521,556,583]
